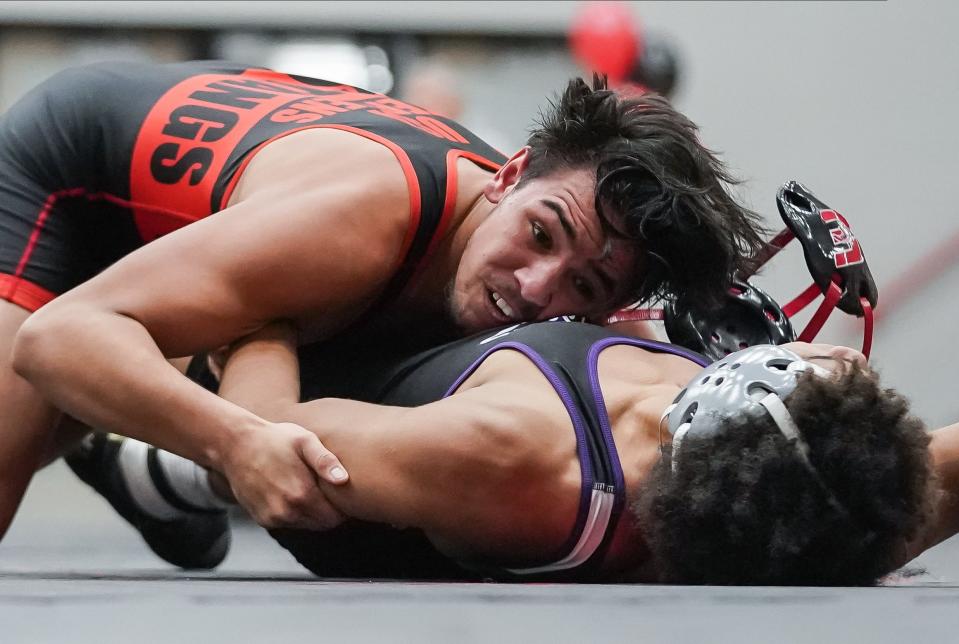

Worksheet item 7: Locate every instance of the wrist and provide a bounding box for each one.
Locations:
[205,408,270,472]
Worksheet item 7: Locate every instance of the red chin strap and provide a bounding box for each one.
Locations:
[779,279,874,360]
[752,229,874,360]
[605,308,664,324]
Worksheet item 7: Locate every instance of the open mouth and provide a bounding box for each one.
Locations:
[488,289,516,321]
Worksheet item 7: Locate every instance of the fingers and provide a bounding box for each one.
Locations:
[221,423,349,532]
[251,501,344,531]
[286,489,346,531]
[240,476,345,531]
[298,434,349,485]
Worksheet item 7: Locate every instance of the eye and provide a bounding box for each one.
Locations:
[531,221,552,249]
[573,276,596,302]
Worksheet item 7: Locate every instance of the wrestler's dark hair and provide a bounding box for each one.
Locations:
[521,76,768,313]
[635,366,934,586]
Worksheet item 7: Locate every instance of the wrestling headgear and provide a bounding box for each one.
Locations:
[662,345,829,475]
[765,181,877,357]
[660,344,849,516]
[662,279,796,361]
[608,180,877,361]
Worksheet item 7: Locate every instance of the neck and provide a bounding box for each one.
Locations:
[402,159,495,309]
[909,422,959,560]
[593,392,676,577]
[599,347,691,477]
[609,389,679,485]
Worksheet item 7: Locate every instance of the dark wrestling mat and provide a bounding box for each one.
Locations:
[3,463,958,644]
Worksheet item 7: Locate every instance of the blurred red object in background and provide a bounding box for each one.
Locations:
[568,1,640,83]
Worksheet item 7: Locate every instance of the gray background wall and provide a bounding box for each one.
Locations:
[0,1,956,426]
[639,1,959,428]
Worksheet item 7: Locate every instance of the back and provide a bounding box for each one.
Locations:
[0,60,507,314]
[0,60,505,280]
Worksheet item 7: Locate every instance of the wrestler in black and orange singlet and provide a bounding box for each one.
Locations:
[0,60,505,311]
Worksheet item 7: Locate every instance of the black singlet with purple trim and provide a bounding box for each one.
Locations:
[270,319,709,581]
[0,59,505,311]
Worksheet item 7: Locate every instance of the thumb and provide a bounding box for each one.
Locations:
[299,434,349,485]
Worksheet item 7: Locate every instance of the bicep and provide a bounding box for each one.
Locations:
[55,157,409,357]
[282,391,526,535]
[909,423,959,558]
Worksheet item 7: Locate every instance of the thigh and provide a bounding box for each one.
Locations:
[0,81,142,312]
[0,300,61,537]
[0,160,90,311]
[269,522,476,580]
[0,164,147,313]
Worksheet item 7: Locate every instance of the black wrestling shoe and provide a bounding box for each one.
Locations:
[64,433,231,570]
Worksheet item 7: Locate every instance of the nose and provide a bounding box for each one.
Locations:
[515,257,565,310]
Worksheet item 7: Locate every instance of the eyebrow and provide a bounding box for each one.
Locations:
[541,199,616,300]
[542,199,576,240]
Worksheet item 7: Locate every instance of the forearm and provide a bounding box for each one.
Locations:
[278,398,411,525]
[13,306,267,469]
[907,423,959,559]
[217,322,301,420]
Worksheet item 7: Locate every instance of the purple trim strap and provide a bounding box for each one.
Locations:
[587,339,706,466]
[442,341,593,565]
[587,337,709,478]
[587,339,629,503]
[586,336,709,545]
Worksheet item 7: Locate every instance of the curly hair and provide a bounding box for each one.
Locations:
[521,76,768,312]
[635,366,933,585]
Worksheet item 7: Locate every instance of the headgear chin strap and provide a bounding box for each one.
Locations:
[607,180,878,360]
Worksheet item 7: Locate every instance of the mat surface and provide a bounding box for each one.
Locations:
[3,463,959,643]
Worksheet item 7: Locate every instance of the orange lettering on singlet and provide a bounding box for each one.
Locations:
[130,71,329,240]
[266,91,470,144]
[130,70,469,240]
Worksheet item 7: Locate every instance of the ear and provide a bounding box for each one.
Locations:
[483,146,531,204]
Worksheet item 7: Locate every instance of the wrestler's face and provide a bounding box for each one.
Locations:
[450,152,637,333]
[781,342,868,373]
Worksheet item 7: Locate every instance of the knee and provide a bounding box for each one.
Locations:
[11,311,53,381]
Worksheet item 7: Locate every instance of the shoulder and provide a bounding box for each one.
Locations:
[450,355,575,475]
[228,127,411,218]
[222,127,414,281]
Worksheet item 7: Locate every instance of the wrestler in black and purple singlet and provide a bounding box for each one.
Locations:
[271,319,709,581]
